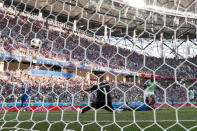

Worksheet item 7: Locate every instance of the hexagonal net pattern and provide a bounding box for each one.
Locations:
[0,0,197,131]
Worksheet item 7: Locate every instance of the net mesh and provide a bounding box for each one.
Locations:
[0,0,197,131]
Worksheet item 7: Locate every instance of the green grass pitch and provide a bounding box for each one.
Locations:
[0,106,197,131]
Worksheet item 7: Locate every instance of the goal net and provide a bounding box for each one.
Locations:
[0,0,197,131]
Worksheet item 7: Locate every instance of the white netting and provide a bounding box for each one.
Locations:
[0,0,197,131]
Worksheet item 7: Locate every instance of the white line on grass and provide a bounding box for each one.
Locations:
[73,120,197,123]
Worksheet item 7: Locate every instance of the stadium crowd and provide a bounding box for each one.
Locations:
[0,69,194,104]
[0,6,197,105]
[1,7,197,79]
